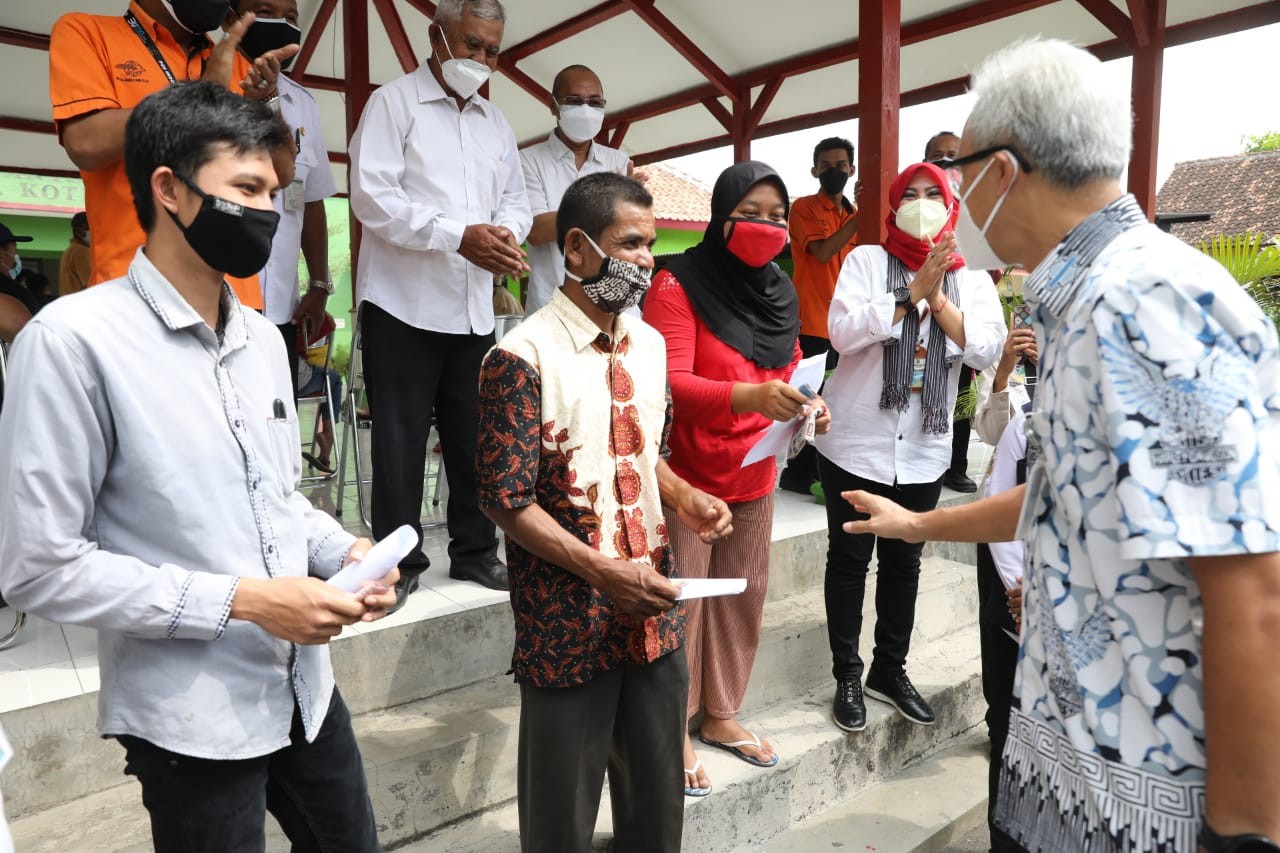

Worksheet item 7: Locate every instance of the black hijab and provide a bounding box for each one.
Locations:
[665,161,800,369]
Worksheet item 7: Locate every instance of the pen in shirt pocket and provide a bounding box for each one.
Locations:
[273,399,286,420]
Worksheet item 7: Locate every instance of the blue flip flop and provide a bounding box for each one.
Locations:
[698,730,779,768]
[683,759,712,797]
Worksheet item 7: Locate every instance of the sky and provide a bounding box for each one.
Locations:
[662,22,1280,200]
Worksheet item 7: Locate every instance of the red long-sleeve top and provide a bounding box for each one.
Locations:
[642,269,802,504]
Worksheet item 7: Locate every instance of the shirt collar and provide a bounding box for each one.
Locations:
[1024,193,1148,321]
[128,0,212,57]
[548,287,630,352]
[127,248,247,353]
[413,61,490,114]
[546,130,603,165]
[277,73,301,103]
[811,191,854,215]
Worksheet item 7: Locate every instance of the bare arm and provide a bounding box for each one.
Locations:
[806,213,859,263]
[60,109,132,173]
[292,200,332,331]
[656,458,733,543]
[844,483,1025,543]
[1188,550,1280,838]
[527,212,557,246]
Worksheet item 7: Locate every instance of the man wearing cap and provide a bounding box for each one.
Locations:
[0,223,37,315]
[59,212,92,296]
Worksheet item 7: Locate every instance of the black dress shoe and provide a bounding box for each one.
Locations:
[387,573,420,615]
[941,469,978,493]
[449,555,510,591]
[865,669,935,725]
[832,675,867,732]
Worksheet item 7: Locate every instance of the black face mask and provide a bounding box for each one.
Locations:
[818,167,849,196]
[169,173,280,278]
[239,17,302,69]
[161,0,232,34]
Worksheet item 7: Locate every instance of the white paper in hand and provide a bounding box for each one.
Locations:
[675,578,748,600]
[327,524,417,594]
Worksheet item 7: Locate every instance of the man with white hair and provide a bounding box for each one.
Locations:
[846,39,1280,852]
[349,0,531,604]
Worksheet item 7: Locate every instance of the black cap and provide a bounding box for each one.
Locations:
[0,222,33,245]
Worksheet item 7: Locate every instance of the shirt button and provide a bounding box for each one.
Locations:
[267,544,276,554]
[898,434,904,441]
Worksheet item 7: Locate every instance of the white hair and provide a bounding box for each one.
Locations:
[965,38,1131,189]
[434,0,506,28]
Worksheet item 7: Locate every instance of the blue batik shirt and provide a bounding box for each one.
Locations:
[995,195,1280,851]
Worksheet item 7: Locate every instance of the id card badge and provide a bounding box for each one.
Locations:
[911,349,927,391]
[284,178,305,213]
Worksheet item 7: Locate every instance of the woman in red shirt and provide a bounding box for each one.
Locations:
[644,161,829,796]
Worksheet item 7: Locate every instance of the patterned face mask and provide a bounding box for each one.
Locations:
[564,230,652,313]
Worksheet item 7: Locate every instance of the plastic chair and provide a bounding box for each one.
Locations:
[296,314,339,486]
[335,308,372,530]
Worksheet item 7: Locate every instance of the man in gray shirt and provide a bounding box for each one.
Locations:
[0,82,396,853]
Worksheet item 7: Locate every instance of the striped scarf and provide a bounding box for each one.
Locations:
[879,255,961,435]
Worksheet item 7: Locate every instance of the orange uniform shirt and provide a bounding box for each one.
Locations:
[49,2,262,308]
[788,192,857,339]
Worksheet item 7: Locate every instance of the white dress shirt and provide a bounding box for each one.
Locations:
[261,74,336,325]
[348,63,532,335]
[519,132,629,314]
[0,250,355,759]
[814,244,1006,485]
[972,362,1033,446]
[982,408,1027,591]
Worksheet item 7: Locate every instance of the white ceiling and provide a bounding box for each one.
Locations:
[0,0,1275,193]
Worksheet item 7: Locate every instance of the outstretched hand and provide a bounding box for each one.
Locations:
[841,490,925,543]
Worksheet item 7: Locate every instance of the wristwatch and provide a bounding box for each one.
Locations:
[893,284,912,305]
[1201,823,1280,853]
[307,278,335,295]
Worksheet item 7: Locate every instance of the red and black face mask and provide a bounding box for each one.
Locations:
[724,217,788,268]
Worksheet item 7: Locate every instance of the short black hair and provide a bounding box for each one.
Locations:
[924,131,960,159]
[556,173,653,252]
[551,64,597,99]
[813,136,854,167]
[124,81,291,231]
[71,211,88,231]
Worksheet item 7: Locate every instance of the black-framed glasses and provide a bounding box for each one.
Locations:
[557,96,607,109]
[933,145,1034,173]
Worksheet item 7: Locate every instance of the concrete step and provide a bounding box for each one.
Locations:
[7,556,979,851]
[759,735,989,853]
[403,621,985,852]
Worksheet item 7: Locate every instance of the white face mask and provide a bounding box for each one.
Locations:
[435,28,492,100]
[954,156,1018,271]
[83,231,91,246]
[894,199,951,241]
[6,253,20,280]
[557,104,605,144]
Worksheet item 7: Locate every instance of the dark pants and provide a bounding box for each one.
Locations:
[782,335,840,488]
[819,455,943,680]
[277,322,301,398]
[361,302,498,571]
[517,648,688,853]
[118,690,378,853]
[949,365,975,474]
[976,543,1023,852]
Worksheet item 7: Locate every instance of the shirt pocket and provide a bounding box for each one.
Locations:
[265,415,300,491]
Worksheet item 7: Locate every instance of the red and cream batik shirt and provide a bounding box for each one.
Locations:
[477,288,682,688]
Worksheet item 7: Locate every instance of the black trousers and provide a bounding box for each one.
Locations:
[517,648,688,853]
[976,543,1023,852]
[782,335,840,488]
[949,365,975,473]
[361,302,497,571]
[819,455,943,680]
[277,322,301,398]
[118,690,378,853]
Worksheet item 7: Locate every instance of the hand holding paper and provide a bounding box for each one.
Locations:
[328,525,417,594]
[675,578,748,600]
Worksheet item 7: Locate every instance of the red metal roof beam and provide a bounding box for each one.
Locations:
[503,0,630,63]
[1127,0,1154,46]
[0,26,49,50]
[370,0,420,74]
[291,0,339,79]
[0,116,55,135]
[625,0,740,103]
[745,76,784,137]
[1075,0,1139,48]
[700,97,732,132]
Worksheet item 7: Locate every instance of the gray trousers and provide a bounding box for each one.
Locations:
[517,647,688,853]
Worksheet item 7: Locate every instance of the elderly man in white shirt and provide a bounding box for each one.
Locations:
[348,0,531,603]
[520,64,631,315]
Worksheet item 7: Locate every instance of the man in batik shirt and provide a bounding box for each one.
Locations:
[477,172,732,853]
[843,39,1280,853]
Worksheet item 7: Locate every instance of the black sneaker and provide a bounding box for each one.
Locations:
[832,675,866,732]
[941,469,978,493]
[865,670,935,726]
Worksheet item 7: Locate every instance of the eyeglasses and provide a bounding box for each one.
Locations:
[557,96,607,109]
[932,145,1034,174]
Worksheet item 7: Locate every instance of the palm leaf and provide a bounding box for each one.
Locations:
[1198,233,1280,328]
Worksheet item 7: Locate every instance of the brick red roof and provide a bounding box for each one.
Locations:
[642,163,711,226]
[1156,149,1280,245]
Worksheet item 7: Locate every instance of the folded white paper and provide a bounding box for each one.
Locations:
[675,578,748,600]
[327,524,418,593]
[740,352,829,468]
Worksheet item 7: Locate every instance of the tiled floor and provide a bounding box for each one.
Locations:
[0,409,990,715]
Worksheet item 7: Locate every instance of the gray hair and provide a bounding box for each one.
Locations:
[434,0,506,28]
[965,38,1131,189]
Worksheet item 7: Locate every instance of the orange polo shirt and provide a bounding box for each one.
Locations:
[49,2,262,308]
[788,192,857,339]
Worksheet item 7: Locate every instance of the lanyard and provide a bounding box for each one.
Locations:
[124,11,179,85]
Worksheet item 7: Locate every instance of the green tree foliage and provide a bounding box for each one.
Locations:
[1198,233,1280,330]
[1242,132,1280,153]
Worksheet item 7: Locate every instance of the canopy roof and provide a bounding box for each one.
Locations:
[1,0,1277,194]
